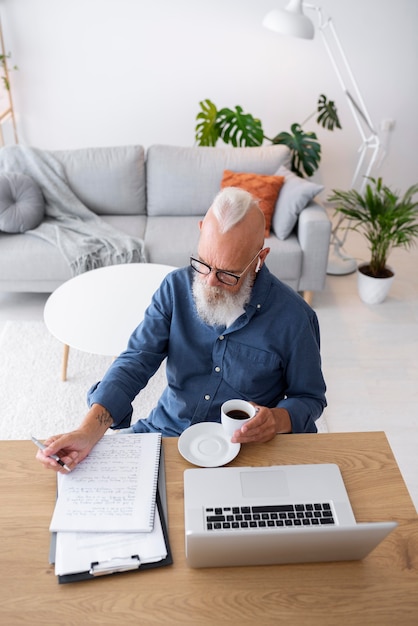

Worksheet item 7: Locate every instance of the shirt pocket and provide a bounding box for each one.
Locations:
[223,341,283,399]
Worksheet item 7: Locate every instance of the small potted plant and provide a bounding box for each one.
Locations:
[328,177,418,303]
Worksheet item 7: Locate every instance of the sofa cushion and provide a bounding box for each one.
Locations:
[272,166,324,240]
[0,231,71,283]
[0,172,45,233]
[220,170,285,237]
[265,233,302,290]
[52,145,146,216]
[144,215,201,266]
[146,144,291,217]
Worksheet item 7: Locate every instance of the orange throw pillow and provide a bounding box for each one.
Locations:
[221,170,285,237]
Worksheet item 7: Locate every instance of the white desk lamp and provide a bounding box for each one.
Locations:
[263,0,381,275]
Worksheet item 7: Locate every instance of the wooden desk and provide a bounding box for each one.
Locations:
[0,433,417,626]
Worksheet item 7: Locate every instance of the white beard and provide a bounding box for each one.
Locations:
[192,272,254,328]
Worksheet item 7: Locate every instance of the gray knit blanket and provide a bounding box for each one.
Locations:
[0,145,146,274]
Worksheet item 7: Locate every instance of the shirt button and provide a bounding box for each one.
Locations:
[219,335,225,340]
[215,366,220,373]
[204,394,211,401]
[256,304,261,309]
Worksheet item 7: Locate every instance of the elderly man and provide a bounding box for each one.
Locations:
[37,187,326,472]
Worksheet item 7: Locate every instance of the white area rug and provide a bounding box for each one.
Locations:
[0,320,166,440]
[0,320,327,439]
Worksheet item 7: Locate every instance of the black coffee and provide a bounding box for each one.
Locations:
[226,409,250,420]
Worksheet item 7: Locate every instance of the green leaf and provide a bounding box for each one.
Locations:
[216,106,264,147]
[316,94,341,131]
[195,99,221,146]
[272,123,321,177]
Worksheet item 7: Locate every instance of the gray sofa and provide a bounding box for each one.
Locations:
[0,143,331,304]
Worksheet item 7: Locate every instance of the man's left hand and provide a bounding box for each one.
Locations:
[231,405,291,443]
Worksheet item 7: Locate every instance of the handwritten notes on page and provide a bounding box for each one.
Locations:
[49,433,161,533]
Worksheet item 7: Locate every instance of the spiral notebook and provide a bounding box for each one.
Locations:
[49,432,161,533]
[49,435,173,583]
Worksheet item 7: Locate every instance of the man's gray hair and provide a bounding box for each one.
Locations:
[211,187,259,233]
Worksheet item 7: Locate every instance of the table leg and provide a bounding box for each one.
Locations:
[302,290,314,307]
[61,344,70,381]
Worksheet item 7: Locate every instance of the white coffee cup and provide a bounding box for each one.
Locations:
[221,399,256,437]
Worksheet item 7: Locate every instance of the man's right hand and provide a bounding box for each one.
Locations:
[35,403,113,472]
[36,430,96,472]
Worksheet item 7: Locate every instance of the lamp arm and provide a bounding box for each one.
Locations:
[303,3,380,191]
[345,90,376,135]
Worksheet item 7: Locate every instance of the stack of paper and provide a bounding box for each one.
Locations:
[48,433,172,582]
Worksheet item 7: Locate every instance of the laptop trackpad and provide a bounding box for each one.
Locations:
[240,470,290,498]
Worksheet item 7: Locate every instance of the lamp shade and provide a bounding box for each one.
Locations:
[263,0,315,40]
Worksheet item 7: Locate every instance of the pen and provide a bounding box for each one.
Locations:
[30,435,71,472]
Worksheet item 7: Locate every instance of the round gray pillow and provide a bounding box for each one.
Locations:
[0,171,45,233]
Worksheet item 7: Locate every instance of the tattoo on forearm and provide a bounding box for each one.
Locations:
[96,408,113,427]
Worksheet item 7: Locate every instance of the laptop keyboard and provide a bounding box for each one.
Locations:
[205,503,335,530]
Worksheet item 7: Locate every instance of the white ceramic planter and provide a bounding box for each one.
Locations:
[357,264,395,304]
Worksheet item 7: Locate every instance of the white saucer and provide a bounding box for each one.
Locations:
[178,422,241,467]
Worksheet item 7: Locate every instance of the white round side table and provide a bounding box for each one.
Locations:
[44,263,176,380]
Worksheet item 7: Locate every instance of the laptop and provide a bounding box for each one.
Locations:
[184,464,397,568]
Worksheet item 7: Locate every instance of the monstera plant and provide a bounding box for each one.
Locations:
[195,94,341,178]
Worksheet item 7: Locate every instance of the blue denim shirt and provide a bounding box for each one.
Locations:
[88,265,326,435]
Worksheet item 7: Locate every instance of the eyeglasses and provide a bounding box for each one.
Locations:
[190,249,263,286]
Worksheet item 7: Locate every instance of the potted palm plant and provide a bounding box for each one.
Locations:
[328,177,418,304]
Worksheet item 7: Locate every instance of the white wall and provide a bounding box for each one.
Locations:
[0,0,417,195]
